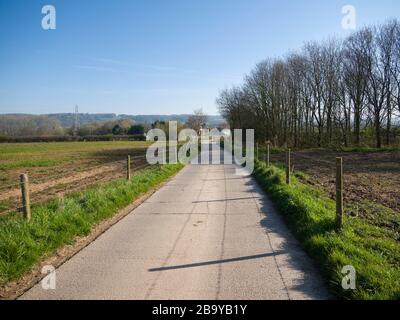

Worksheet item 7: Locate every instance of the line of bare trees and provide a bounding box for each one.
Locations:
[217,20,400,148]
[0,115,64,137]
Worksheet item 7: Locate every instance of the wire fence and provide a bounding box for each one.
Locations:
[255,143,344,229]
[256,146,340,171]
[0,154,154,217]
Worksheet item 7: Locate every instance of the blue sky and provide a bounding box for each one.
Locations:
[0,0,399,115]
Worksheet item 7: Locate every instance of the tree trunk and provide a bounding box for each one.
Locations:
[354,100,361,145]
[375,117,382,148]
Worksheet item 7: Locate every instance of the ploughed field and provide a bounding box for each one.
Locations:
[266,149,400,234]
[0,141,151,215]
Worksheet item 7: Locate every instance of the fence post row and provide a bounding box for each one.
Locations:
[20,173,31,221]
[336,157,344,230]
[127,155,131,180]
[286,149,291,185]
[9,148,344,232]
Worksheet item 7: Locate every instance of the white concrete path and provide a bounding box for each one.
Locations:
[21,147,329,300]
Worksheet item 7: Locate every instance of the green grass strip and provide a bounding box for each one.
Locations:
[253,160,400,300]
[0,163,184,284]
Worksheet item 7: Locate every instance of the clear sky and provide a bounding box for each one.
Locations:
[0,0,399,115]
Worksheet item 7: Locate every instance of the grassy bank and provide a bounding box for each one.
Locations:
[0,163,183,285]
[253,160,399,300]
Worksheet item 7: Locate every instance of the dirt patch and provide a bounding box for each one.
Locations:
[0,156,149,215]
[269,150,400,213]
[0,162,122,201]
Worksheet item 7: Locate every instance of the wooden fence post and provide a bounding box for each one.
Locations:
[336,157,343,229]
[127,155,131,180]
[266,143,270,167]
[286,149,291,185]
[20,174,31,221]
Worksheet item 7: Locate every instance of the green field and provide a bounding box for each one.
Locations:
[0,141,150,180]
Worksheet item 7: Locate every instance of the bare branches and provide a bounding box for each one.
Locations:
[216,20,400,148]
[186,108,208,132]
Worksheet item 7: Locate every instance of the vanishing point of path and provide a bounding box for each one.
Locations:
[21,147,329,300]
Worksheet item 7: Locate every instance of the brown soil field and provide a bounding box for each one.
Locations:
[0,141,151,215]
[268,149,400,215]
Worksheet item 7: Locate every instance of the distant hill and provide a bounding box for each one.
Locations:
[0,113,226,139]
[46,113,118,127]
[43,113,225,127]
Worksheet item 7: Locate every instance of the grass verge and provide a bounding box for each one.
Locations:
[0,163,183,285]
[253,160,399,300]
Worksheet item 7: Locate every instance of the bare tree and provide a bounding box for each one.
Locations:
[343,29,370,145]
[186,108,208,132]
[216,19,400,149]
